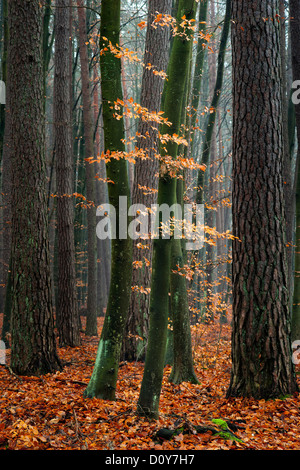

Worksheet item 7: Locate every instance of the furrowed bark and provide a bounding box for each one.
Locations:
[227,0,298,398]
[54,0,80,347]
[9,0,61,375]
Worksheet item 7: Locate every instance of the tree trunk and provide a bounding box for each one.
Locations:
[8,0,61,375]
[168,178,199,384]
[77,0,98,336]
[83,0,133,400]
[137,0,197,419]
[0,0,7,163]
[0,0,10,335]
[122,0,172,362]
[205,0,217,321]
[196,0,231,205]
[227,0,298,398]
[54,0,80,347]
[189,0,209,155]
[280,0,294,307]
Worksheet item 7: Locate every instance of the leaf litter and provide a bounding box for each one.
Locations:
[0,315,300,450]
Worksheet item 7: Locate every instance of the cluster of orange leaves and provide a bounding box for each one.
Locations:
[1,314,300,450]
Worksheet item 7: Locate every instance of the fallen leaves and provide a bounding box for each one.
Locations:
[0,317,300,450]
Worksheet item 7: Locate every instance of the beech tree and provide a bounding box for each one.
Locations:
[137,0,198,419]
[227,0,298,398]
[84,0,133,400]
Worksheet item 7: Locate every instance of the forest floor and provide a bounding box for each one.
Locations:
[0,314,300,451]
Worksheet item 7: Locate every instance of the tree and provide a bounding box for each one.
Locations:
[54,0,80,347]
[0,0,11,337]
[279,0,293,303]
[8,0,61,375]
[227,0,298,398]
[137,0,197,419]
[76,0,98,336]
[188,0,209,156]
[196,0,231,206]
[168,178,199,385]
[122,0,173,362]
[84,0,133,400]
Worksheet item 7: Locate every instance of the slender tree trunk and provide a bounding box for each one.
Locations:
[84,0,133,400]
[280,0,294,306]
[189,0,209,156]
[205,0,217,321]
[8,0,61,375]
[43,0,52,93]
[77,0,98,336]
[137,0,197,419]
[168,178,199,384]
[93,63,108,317]
[227,0,298,398]
[196,0,231,205]
[122,0,172,362]
[54,0,80,347]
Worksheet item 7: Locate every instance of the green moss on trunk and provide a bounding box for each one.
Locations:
[84,0,132,400]
[137,0,197,419]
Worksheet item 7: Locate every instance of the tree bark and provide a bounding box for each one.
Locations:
[227,0,298,398]
[8,0,61,375]
[0,0,10,336]
[54,0,80,347]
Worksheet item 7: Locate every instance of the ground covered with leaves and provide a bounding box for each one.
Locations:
[1,316,300,450]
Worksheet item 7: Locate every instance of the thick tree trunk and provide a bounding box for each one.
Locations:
[8,0,61,375]
[137,0,197,419]
[122,0,172,362]
[77,0,97,336]
[84,0,133,400]
[227,0,298,398]
[54,0,80,347]
[0,0,10,334]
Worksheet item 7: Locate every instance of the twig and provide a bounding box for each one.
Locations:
[0,364,22,382]
[73,409,81,441]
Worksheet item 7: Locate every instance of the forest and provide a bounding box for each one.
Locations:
[1,0,300,454]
